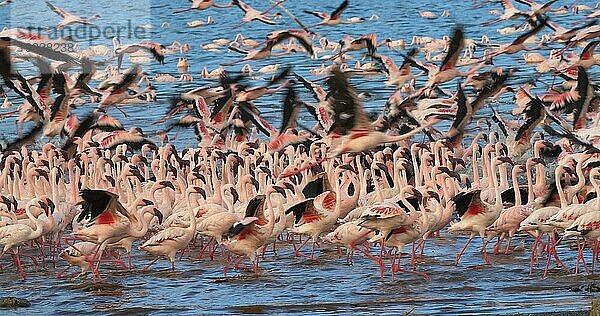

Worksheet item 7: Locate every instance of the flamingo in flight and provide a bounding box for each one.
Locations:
[304,0,350,28]
[231,0,287,28]
[112,38,166,71]
[173,0,233,14]
[45,1,101,30]
[222,30,314,66]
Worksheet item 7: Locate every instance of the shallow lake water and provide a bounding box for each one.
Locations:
[0,0,599,314]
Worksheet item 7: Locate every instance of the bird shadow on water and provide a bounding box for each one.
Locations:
[64,280,125,297]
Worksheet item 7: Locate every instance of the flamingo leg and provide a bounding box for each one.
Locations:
[292,236,310,258]
[455,236,473,266]
[223,255,243,276]
[504,236,512,255]
[551,239,564,268]
[529,233,542,276]
[419,239,426,258]
[481,236,491,265]
[493,235,502,255]
[142,257,160,272]
[390,249,397,282]
[593,240,598,275]
[12,248,26,281]
[378,241,386,281]
[543,235,554,278]
[393,249,430,280]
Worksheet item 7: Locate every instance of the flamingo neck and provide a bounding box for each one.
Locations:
[525,162,535,205]
[511,168,521,207]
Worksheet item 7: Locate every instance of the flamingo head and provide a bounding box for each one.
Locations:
[272,185,286,198]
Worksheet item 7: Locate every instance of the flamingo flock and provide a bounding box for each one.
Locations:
[1,0,600,284]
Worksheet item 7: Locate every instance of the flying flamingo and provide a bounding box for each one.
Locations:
[231,0,287,28]
[173,0,233,14]
[45,1,101,30]
[304,0,349,28]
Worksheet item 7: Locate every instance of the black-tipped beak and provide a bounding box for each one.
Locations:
[411,187,423,200]
[37,169,49,182]
[498,156,514,165]
[437,166,451,174]
[250,177,260,191]
[448,170,461,181]
[231,187,240,204]
[339,164,355,173]
[532,157,545,166]
[105,175,116,187]
[585,147,600,155]
[194,187,207,200]
[47,198,55,214]
[153,208,163,224]
[282,182,295,192]
[453,158,466,168]
[134,170,145,182]
[427,190,440,202]
[417,143,430,151]
[38,200,48,215]
[160,180,176,191]
[235,155,244,167]
[273,186,287,198]
[247,141,259,149]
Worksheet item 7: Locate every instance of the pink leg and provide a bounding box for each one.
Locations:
[293,237,311,258]
[12,248,27,281]
[551,239,564,268]
[481,236,491,265]
[504,236,512,255]
[142,257,160,272]
[253,257,260,273]
[393,250,430,280]
[493,235,502,255]
[271,239,278,256]
[543,237,553,278]
[529,233,541,276]
[390,249,397,282]
[455,237,473,266]
[593,241,598,275]
[378,241,386,281]
[411,242,416,270]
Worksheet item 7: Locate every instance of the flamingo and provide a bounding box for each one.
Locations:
[221,185,285,274]
[322,220,374,265]
[564,167,600,272]
[138,187,205,271]
[174,0,232,14]
[285,165,352,258]
[45,1,100,29]
[449,156,510,265]
[231,0,286,28]
[221,31,314,66]
[112,38,166,71]
[304,0,349,27]
[0,197,51,280]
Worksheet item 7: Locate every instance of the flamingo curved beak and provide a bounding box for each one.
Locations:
[273,185,287,198]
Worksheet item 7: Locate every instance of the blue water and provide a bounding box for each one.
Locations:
[0,0,599,314]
